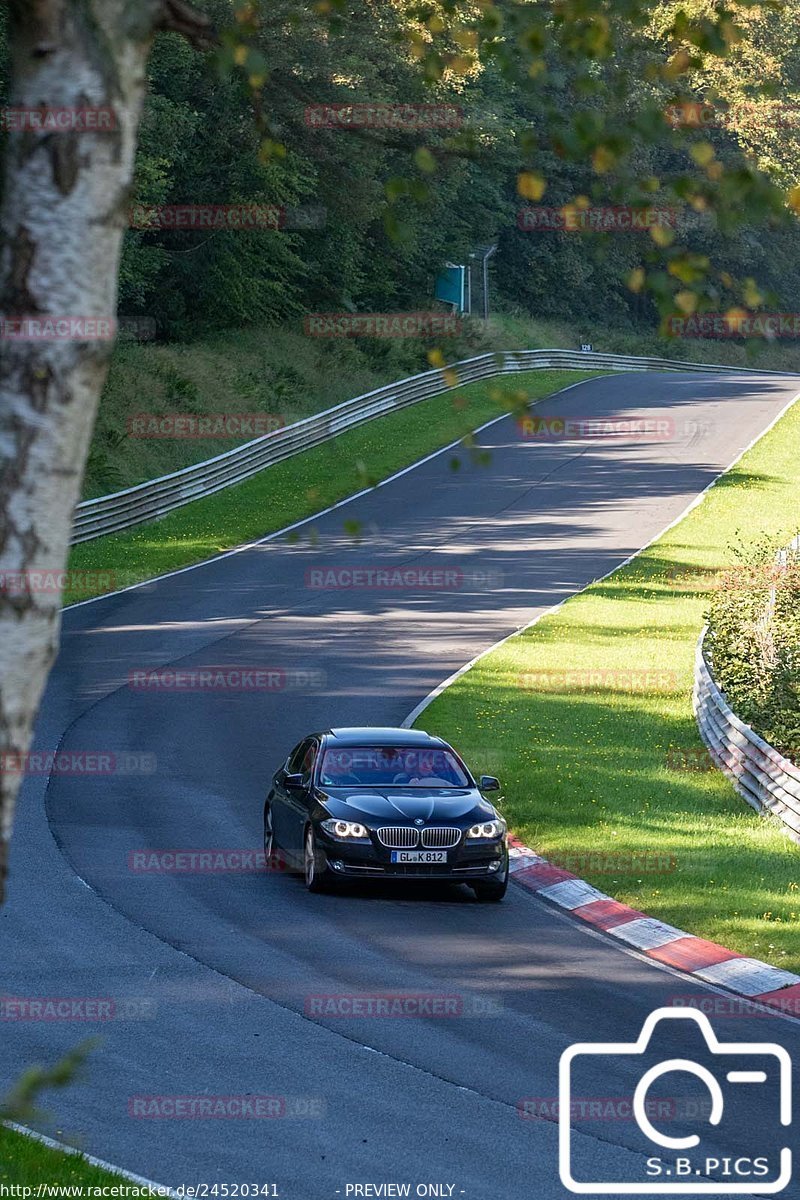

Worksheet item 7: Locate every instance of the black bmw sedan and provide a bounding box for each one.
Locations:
[264,727,509,900]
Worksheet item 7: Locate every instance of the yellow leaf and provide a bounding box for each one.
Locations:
[454,29,478,50]
[663,49,690,79]
[592,146,615,174]
[742,279,763,308]
[675,290,697,315]
[788,185,800,214]
[627,267,646,293]
[562,204,581,231]
[427,14,445,32]
[259,138,286,162]
[517,172,546,200]
[650,224,674,247]
[719,18,742,47]
[443,369,459,388]
[721,308,748,335]
[690,142,715,168]
[668,258,704,284]
[233,45,248,65]
[427,349,446,368]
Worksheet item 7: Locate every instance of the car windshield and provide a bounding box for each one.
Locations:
[319,746,471,788]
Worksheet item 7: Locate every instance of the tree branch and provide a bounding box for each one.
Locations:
[156,0,217,50]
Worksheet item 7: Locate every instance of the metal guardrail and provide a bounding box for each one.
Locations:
[694,542,800,844]
[73,347,792,545]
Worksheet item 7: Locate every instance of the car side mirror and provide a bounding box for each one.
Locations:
[479,775,500,791]
[284,772,304,789]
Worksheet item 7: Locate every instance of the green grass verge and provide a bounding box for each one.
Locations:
[90,322,492,497]
[418,391,800,974]
[65,369,602,604]
[0,1126,141,1189]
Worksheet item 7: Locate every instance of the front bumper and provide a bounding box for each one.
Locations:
[316,828,508,882]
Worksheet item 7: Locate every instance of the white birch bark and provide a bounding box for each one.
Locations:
[0,0,211,905]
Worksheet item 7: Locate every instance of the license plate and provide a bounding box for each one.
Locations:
[390,850,447,864]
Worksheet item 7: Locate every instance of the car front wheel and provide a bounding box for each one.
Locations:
[472,856,508,902]
[304,825,335,893]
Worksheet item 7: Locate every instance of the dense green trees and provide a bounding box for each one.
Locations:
[88,0,796,338]
[2,0,799,339]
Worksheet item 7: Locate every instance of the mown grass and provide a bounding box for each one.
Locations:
[0,1126,140,1189]
[418,388,800,973]
[66,369,603,604]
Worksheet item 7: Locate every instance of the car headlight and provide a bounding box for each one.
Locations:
[466,819,506,840]
[321,819,370,840]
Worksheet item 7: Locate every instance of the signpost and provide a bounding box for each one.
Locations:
[468,244,497,320]
[435,244,497,319]
[434,264,467,313]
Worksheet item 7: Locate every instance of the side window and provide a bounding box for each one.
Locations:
[287,739,311,774]
[300,740,318,785]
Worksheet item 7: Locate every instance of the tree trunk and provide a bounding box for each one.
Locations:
[0,1,162,906]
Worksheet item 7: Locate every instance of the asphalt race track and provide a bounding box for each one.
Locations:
[2,370,800,1199]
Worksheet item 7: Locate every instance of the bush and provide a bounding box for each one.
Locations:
[706,536,800,760]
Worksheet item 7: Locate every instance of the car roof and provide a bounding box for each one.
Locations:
[323,727,447,747]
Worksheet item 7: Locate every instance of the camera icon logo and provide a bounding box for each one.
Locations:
[559,1007,792,1194]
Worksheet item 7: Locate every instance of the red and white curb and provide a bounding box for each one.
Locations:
[508,838,800,1016]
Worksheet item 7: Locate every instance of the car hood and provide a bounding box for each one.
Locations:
[317,786,495,824]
